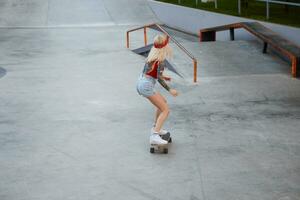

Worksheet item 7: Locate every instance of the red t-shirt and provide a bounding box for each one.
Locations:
[145,61,159,79]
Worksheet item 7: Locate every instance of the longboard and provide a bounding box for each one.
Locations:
[150,143,168,154]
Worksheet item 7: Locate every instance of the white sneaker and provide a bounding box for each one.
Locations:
[151,127,169,135]
[150,133,168,145]
[159,129,169,135]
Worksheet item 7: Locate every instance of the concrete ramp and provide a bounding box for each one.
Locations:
[0,0,49,27]
[101,0,158,25]
[47,0,114,26]
[0,0,158,27]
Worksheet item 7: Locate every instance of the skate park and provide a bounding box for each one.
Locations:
[0,0,300,199]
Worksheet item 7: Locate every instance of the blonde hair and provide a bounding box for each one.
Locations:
[146,35,172,63]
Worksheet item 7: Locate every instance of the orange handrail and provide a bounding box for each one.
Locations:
[126,23,198,83]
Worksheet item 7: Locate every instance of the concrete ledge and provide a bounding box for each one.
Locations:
[148,0,300,45]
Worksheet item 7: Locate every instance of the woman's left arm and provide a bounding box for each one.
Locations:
[157,62,171,91]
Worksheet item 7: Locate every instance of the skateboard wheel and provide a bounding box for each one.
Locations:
[150,147,155,153]
[163,148,168,154]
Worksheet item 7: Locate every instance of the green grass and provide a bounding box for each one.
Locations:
[157,0,300,28]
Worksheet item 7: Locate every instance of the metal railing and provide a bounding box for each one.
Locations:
[256,0,300,19]
[176,0,300,21]
[126,23,198,83]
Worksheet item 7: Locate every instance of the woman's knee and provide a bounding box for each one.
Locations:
[163,97,167,103]
[148,93,169,114]
[162,106,170,115]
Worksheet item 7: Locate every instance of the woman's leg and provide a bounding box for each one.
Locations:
[154,109,161,126]
[154,93,167,126]
[147,92,169,133]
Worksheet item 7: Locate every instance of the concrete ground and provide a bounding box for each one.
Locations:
[0,1,300,200]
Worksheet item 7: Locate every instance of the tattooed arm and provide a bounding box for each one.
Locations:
[157,61,170,91]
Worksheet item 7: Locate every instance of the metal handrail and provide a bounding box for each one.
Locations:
[126,23,198,83]
[256,0,300,19]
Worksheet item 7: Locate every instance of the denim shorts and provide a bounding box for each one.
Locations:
[136,74,156,97]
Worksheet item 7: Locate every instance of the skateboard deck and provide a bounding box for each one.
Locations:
[150,143,168,154]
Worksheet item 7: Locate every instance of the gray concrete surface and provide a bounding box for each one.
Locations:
[0,1,300,200]
[0,0,158,27]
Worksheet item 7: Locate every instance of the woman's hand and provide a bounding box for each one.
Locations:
[163,75,171,81]
[169,89,178,97]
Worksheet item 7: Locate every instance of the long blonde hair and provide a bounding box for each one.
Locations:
[146,35,172,63]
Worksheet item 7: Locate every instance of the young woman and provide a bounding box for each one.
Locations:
[136,35,178,145]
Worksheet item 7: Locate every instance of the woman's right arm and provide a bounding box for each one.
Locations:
[157,62,178,97]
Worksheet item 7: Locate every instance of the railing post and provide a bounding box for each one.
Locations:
[263,42,268,53]
[144,27,147,46]
[126,32,129,48]
[230,28,235,40]
[193,59,198,83]
[266,0,270,20]
[292,57,297,77]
